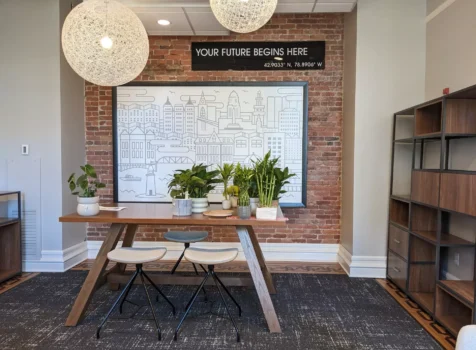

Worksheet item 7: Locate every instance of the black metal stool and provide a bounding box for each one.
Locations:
[96,247,176,341]
[174,247,241,342]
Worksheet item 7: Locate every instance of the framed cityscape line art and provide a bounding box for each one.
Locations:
[112,82,308,207]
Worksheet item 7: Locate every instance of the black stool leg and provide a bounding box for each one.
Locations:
[141,270,176,315]
[171,249,185,275]
[192,263,208,302]
[211,267,241,343]
[138,266,162,341]
[211,270,242,317]
[119,270,140,314]
[96,268,139,339]
[174,271,210,341]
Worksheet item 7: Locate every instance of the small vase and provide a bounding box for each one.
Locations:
[250,198,259,216]
[222,199,231,210]
[237,205,251,219]
[173,199,192,216]
[230,196,238,208]
[191,198,208,214]
[77,196,100,216]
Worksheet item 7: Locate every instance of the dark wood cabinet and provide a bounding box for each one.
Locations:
[0,191,22,283]
[388,84,476,337]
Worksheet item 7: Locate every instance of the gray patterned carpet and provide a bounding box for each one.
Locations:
[0,271,441,350]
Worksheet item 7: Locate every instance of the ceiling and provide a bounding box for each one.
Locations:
[115,0,357,36]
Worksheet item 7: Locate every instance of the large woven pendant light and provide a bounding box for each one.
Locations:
[62,0,149,86]
[210,0,278,34]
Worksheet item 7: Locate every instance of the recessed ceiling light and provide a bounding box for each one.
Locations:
[158,19,171,26]
[274,57,283,61]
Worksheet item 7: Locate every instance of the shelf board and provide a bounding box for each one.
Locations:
[414,132,442,140]
[438,280,474,307]
[390,194,411,203]
[436,315,467,338]
[389,221,408,231]
[410,230,474,247]
[0,217,19,228]
[0,269,20,283]
[445,133,476,139]
[411,292,434,313]
[394,138,414,144]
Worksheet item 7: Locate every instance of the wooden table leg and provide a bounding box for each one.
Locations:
[65,223,125,326]
[246,225,277,294]
[109,224,138,290]
[236,226,281,333]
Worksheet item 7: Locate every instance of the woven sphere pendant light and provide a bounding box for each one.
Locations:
[62,0,149,86]
[210,0,278,34]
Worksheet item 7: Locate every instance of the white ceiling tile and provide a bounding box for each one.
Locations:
[276,3,315,13]
[317,0,355,3]
[185,8,229,32]
[134,10,193,35]
[313,3,355,12]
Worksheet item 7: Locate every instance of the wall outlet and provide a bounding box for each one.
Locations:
[454,253,460,266]
[21,144,29,155]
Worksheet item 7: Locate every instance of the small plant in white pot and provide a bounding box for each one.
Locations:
[234,164,254,219]
[168,169,194,216]
[188,164,220,214]
[68,164,105,217]
[227,185,239,208]
[217,163,234,210]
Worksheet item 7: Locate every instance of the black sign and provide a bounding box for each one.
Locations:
[192,41,325,71]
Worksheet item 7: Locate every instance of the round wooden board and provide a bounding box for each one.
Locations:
[202,210,233,217]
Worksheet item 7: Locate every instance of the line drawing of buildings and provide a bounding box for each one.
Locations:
[115,86,305,205]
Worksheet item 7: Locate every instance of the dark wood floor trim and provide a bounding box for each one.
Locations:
[376,279,456,350]
[0,273,39,295]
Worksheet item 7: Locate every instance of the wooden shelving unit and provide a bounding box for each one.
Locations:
[387,84,476,337]
[0,191,22,283]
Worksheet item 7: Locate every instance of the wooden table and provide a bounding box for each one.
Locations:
[59,203,285,333]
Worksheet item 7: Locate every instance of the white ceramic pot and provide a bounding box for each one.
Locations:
[256,207,278,220]
[222,199,231,210]
[191,198,209,213]
[77,196,100,216]
[173,199,192,216]
[230,196,238,208]
[250,198,260,216]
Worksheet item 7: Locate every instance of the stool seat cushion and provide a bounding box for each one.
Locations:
[184,247,238,265]
[164,231,208,243]
[107,247,167,264]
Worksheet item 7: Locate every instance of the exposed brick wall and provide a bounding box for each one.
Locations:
[85,13,344,244]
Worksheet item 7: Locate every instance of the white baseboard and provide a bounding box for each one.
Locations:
[338,245,387,278]
[87,241,340,263]
[23,241,88,272]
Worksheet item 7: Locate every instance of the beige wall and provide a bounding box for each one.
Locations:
[426,0,476,99]
[427,0,447,14]
[345,0,426,264]
[341,8,357,254]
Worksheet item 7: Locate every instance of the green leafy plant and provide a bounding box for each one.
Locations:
[273,167,296,200]
[252,151,278,208]
[233,163,254,206]
[188,164,220,198]
[168,168,194,199]
[217,163,235,200]
[68,164,106,198]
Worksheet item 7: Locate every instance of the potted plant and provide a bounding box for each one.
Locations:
[273,166,296,204]
[188,164,220,213]
[234,164,254,219]
[227,185,239,208]
[253,151,279,220]
[68,164,105,216]
[168,169,194,216]
[248,174,260,216]
[217,163,235,210]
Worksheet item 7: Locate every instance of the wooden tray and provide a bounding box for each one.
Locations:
[202,210,233,217]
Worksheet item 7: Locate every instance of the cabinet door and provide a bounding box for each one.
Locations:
[388,251,408,291]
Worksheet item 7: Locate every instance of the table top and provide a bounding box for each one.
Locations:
[59,203,287,226]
